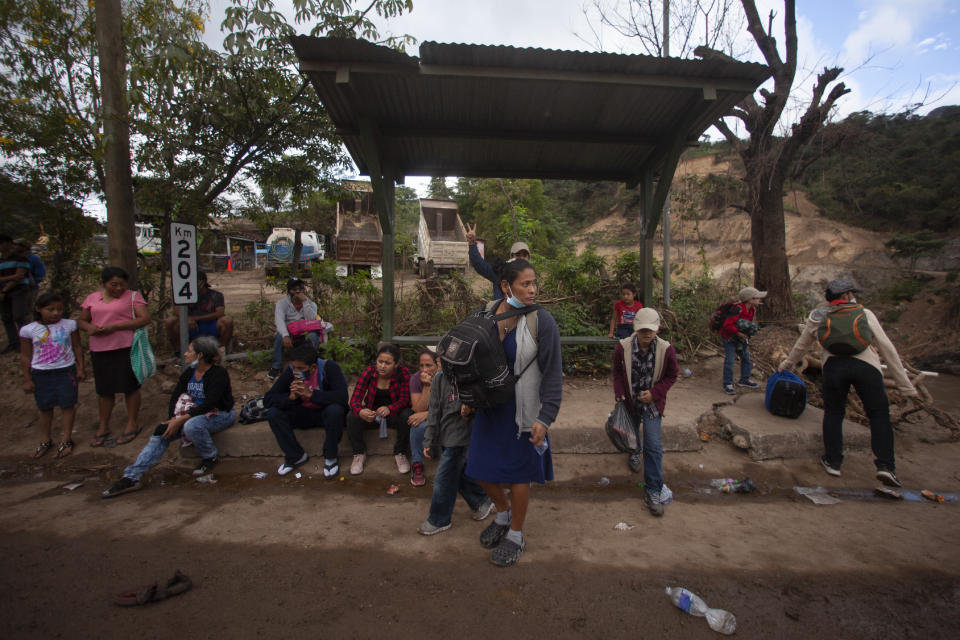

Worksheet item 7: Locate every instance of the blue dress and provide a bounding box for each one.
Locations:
[465,330,554,484]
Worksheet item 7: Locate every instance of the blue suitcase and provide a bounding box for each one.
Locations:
[765,370,807,418]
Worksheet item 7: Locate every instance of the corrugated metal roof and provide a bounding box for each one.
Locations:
[291,37,769,183]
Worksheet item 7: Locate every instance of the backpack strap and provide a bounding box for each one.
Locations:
[316,357,326,389]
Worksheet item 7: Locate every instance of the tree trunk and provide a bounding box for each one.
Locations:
[747,159,794,320]
[94,0,137,286]
[292,227,303,279]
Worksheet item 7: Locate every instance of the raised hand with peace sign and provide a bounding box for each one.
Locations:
[465,222,477,244]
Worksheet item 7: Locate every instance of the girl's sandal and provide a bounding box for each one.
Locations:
[90,432,111,448]
[32,440,52,459]
[56,440,74,459]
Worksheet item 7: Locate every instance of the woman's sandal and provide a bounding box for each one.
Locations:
[32,440,52,459]
[90,432,111,448]
[114,570,192,606]
[55,440,74,459]
[115,427,142,445]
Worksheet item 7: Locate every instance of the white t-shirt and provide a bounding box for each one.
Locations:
[19,319,78,370]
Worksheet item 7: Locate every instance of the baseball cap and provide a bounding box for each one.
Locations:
[632,307,661,332]
[738,286,768,302]
[825,278,859,297]
[509,241,530,256]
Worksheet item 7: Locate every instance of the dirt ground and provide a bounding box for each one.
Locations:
[2,349,960,638]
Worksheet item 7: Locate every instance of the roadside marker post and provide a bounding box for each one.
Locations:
[170,223,199,362]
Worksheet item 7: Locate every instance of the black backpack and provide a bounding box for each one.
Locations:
[238,396,269,424]
[436,302,541,409]
[709,301,740,332]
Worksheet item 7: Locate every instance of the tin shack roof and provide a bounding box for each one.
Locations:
[291,37,769,184]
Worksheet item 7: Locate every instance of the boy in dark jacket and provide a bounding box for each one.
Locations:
[417,370,494,535]
[264,344,348,478]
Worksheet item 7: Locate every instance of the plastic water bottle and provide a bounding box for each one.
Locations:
[665,587,737,635]
[376,416,388,438]
[534,437,549,456]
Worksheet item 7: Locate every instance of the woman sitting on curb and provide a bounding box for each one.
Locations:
[102,336,235,498]
[345,343,412,476]
[407,347,439,486]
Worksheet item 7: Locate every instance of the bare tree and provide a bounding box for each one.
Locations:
[580,0,745,57]
[695,0,850,319]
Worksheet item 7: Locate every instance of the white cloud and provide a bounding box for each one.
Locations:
[843,0,944,63]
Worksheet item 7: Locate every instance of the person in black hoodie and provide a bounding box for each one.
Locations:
[102,336,235,498]
[264,343,348,478]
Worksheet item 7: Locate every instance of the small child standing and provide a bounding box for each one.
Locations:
[718,287,766,394]
[608,283,644,339]
[20,292,85,458]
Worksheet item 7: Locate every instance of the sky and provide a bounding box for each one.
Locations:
[198,0,960,197]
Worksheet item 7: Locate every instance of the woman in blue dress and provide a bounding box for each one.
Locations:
[466,259,563,567]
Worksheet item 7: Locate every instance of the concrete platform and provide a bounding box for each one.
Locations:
[716,392,870,461]
[183,386,704,460]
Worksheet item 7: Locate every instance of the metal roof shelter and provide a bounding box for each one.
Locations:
[291,37,770,342]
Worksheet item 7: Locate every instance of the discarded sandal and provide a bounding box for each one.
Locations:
[32,440,52,458]
[90,432,111,448]
[115,428,142,445]
[114,570,192,607]
[55,440,74,459]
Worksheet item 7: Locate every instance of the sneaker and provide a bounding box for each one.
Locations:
[417,519,451,536]
[628,450,643,473]
[267,367,280,381]
[322,458,338,479]
[480,520,510,549]
[395,453,411,474]
[472,499,496,521]
[410,462,425,486]
[876,468,902,488]
[643,489,664,517]
[193,456,219,476]
[101,477,141,499]
[350,453,366,475]
[723,384,736,395]
[820,455,842,477]
[738,379,760,388]
[180,436,193,449]
[489,536,525,567]
[278,452,309,476]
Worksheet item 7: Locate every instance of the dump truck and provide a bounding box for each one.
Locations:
[414,199,469,277]
[334,182,382,278]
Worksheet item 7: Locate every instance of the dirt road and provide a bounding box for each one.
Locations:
[2,437,959,639]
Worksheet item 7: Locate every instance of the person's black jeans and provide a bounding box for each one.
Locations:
[266,404,346,463]
[0,287,30,350]
[821,356,895,471]
[346,408,412,455]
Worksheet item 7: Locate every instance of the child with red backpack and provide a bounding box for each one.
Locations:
[716,287,766,394]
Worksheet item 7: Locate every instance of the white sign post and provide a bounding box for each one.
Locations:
[170,223,198,360]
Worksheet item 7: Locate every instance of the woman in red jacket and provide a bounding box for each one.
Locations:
[612,308,678,517]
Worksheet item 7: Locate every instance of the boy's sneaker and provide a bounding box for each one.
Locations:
[101,477,141,499]
[738,379,760,388]
[322,458,339,479]
[395,453,411,474]
[193,456,219,476]
[410,462,426,486]
[266,367,280,381]
[628,450,643,473]
[723,384,736,395]
[820,455,842,477]
[417,519,451,536]
[350,453,366,475]
[489,536,525,567]
[472,499,496,521]
[643,489,664,517]
[876,468,902,488]
[278,452,308,476]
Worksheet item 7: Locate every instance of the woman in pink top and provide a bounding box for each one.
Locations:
[78,267,151,447]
